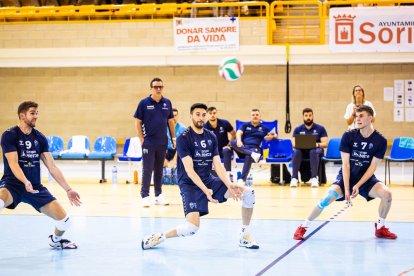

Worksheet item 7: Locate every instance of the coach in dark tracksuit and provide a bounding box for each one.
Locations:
[134,77,175,207]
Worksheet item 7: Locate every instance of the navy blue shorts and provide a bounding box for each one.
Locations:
[0,181,56,212]
[332,175,381,202]
[179,176,228,217]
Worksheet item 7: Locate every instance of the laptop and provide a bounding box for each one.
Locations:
[294,134,317,149]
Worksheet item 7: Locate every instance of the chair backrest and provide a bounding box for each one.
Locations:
[67,135,90,151]
[123,137,142,158]
[46,135,64,152]
[325,137,342,159]
[93,136,116,154]
[236,120,278,149]
[267,139,293,159]
[390,137,414,159]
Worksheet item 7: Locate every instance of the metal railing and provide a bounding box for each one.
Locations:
[0,0,413,44]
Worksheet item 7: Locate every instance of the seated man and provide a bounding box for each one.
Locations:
[231,109,277,184]
[205,106,236,174]
[164,108,186,169]
[291,108,328,188]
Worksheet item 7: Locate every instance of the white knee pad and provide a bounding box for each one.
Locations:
[0,199,4,212]
[242,188,255,208]
[176,222,199,237]
[55,215,71,232]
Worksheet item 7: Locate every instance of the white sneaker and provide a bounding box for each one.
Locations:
[142,196,151,208]
[48,235,77,249]
[290,178,298,188]
[141,233,166,250]
[311,177,319,188]
[251,152,261,163]
[154,194,170,206]
[239,233,259,249]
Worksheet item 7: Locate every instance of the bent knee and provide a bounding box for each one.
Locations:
[176,222,199,237]
[382,190,392,202]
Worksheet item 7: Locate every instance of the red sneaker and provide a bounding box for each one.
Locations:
[293,225,307,240]
[375,223,397,239]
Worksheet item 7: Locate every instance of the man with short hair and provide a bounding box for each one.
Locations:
[290,108,328,188]
[141,103,260,250]
[293,105,396,240]
[205,106,236,173]
[0,101,81,249]
[231,109,277,184]
[134,77,175,207]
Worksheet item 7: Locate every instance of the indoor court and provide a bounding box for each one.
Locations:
[1,162,413,275]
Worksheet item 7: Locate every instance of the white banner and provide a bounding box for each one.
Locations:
[174,17,239,52]
[329,6,414,52]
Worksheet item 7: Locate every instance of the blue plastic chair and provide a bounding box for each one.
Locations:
[46,136,64,159]
[322,137,342,164]
[235,120,278,163]
[385,137,414,186]
[60,136,90,159]
[89,136,117,159]
[265,139,292,184]
[118,138,142,162]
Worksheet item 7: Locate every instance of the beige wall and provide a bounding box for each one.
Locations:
[1,64,413,147]
[0,20,413,149]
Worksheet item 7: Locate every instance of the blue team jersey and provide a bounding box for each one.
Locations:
[176,127,219,184]
[167,122,186,150]
[336,129,387,184]
[293,123,328,142]
[133,95,174,146]
[240,122,270,147]
[1,126,49,186]
[205,119,234,151]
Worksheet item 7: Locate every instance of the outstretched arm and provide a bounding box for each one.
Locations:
[4,151,38,193]
[181,155,218,204]
[41,152,81,206]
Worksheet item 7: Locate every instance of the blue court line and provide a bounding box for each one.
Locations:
[256,204,350,276]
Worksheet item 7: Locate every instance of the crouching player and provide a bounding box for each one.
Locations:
[142,103,259,250]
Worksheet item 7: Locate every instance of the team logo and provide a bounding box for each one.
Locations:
[189,202,197,209]
[143,148,148,154]
[19,140,24,146]
[34,140,39,148]
[207,139,212,146]
[334,14,356,44]
[369,143,374,149]
[353,142,358,147]
[194,141,198,147]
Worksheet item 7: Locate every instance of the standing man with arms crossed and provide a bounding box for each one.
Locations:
[205,106,236,175]
[134,78,175,207]
[293,105,396,240]
[141,103,259,250]
[0,101,81,249]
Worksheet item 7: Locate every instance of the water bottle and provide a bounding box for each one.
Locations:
[112,166,118,185]
[246,173,253,187]
[133,170,138,184]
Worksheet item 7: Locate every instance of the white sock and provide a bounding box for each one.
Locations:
[52,234,62,242]
[377,217,385,228]
[0,199,4,212]
[241,225,249,235]
[301,220,310,228]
